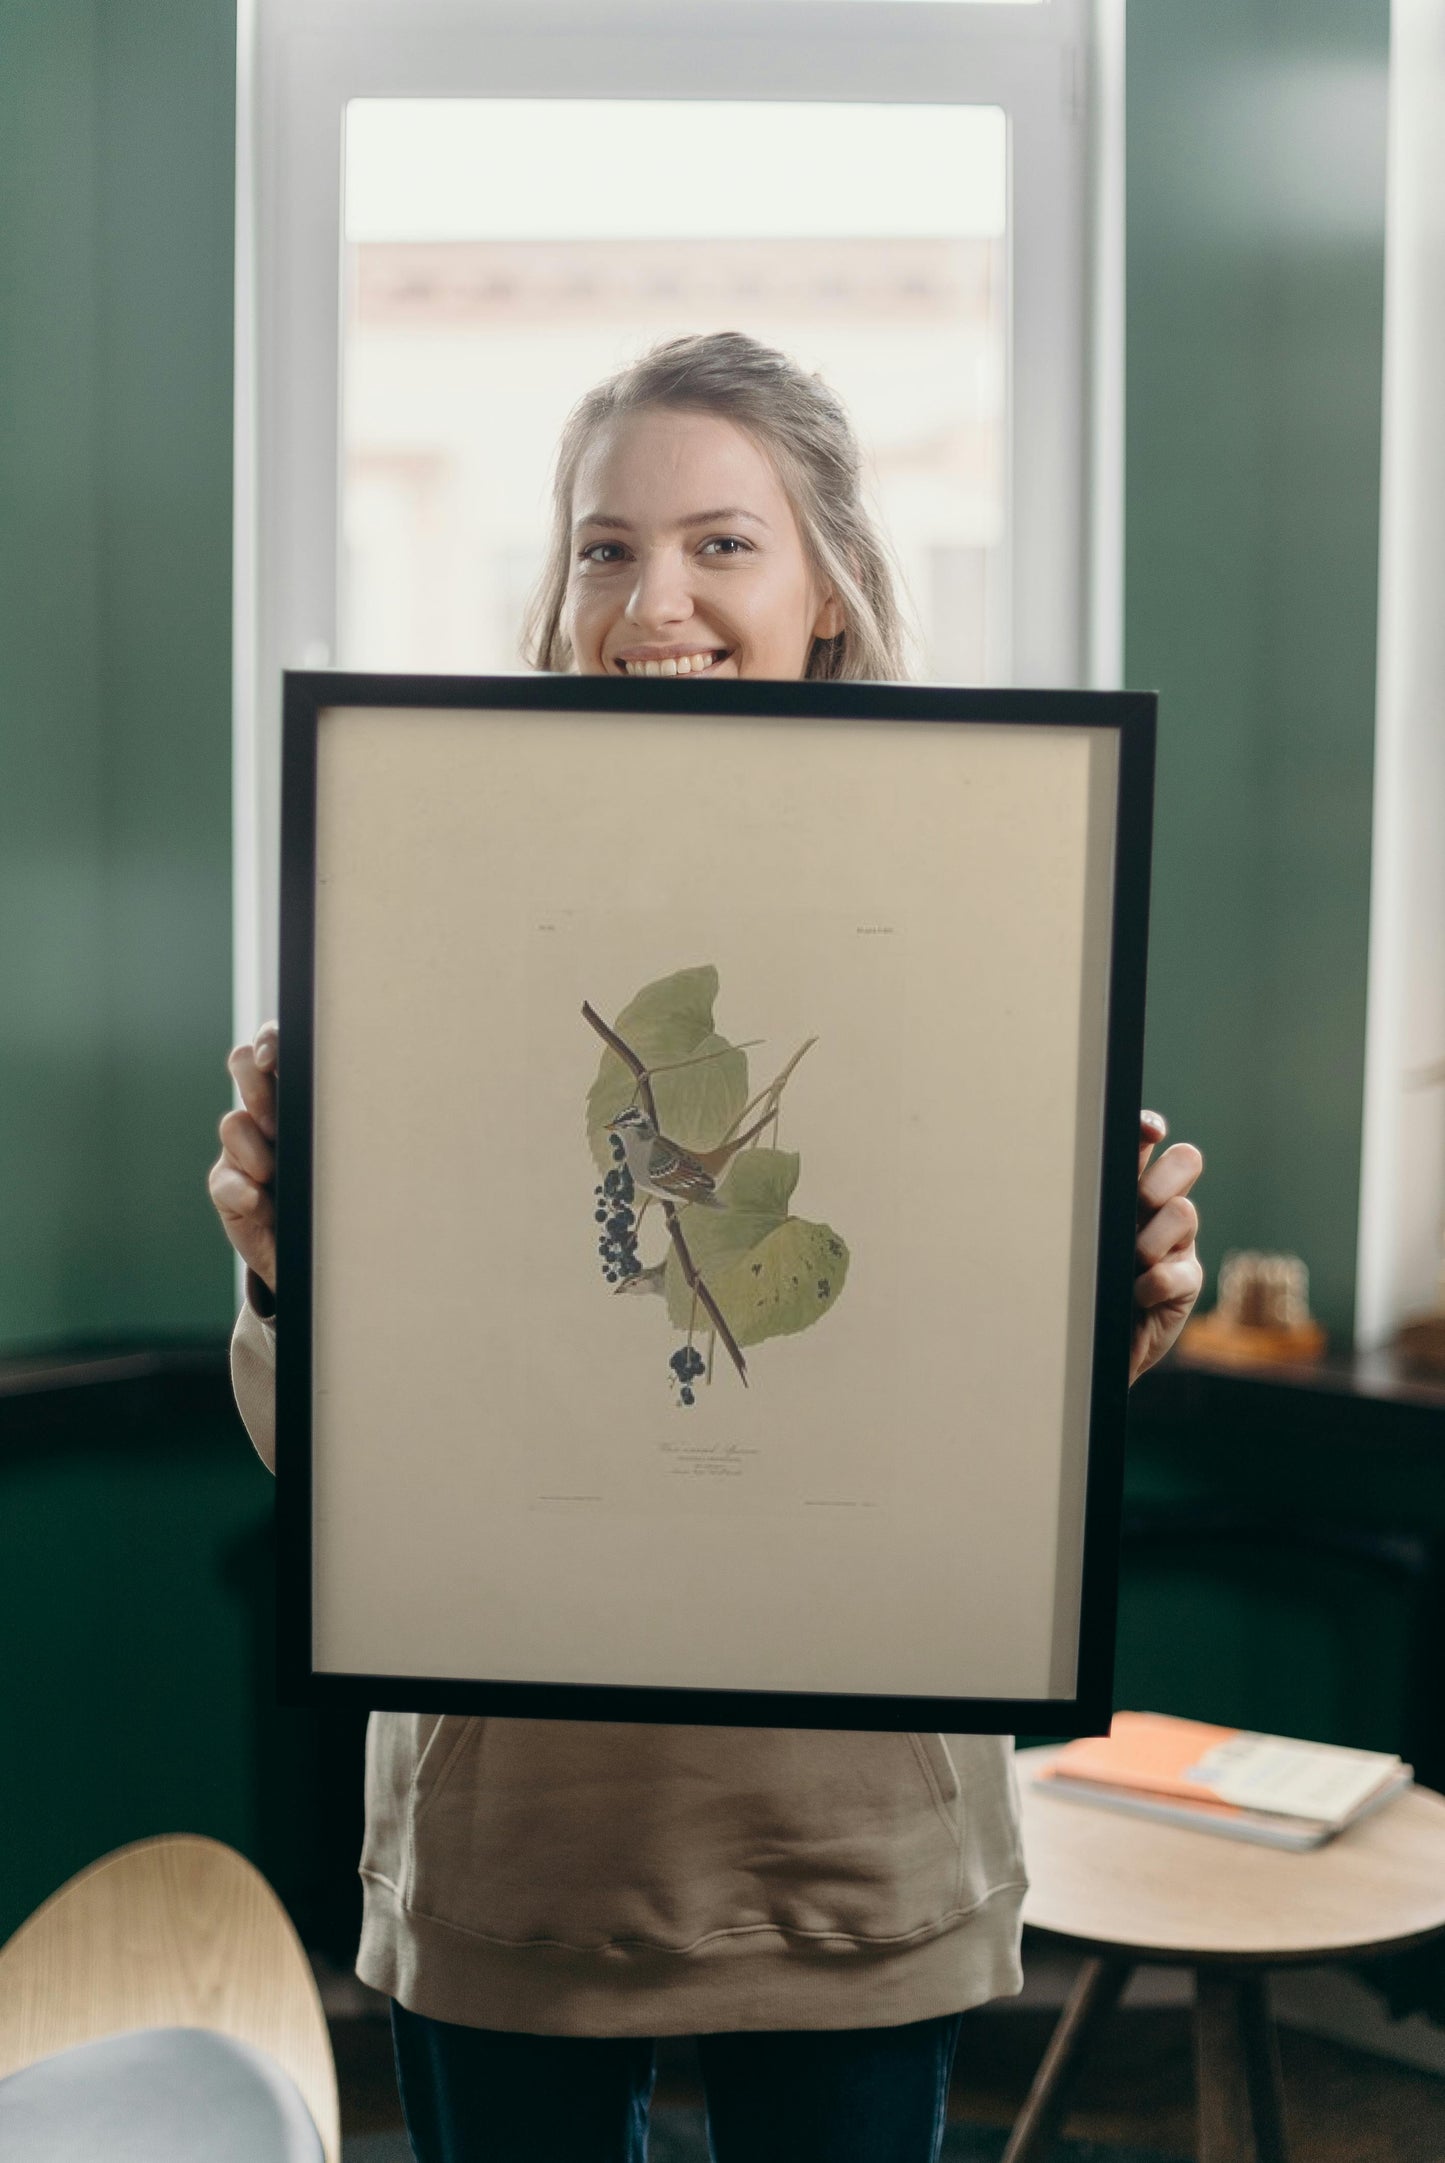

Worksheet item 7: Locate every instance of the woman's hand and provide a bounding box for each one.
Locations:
[1131,1111,1203,1384]
[208,1021,279,1297]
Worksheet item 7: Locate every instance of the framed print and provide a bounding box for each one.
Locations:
[276,673,1154,1734]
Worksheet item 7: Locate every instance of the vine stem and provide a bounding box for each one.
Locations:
[581,1001,749,1387]
[720,1035,817,1145]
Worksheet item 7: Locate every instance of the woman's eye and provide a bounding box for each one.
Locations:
[579,541,627,565]
[700,536,751,558]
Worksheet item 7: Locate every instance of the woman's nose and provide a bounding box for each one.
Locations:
[625,548,693,630]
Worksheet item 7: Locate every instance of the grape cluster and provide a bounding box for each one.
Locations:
[595,1141,641,1284]
[669,1343,707,1408]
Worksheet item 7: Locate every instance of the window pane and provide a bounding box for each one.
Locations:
[340,99,1007,683]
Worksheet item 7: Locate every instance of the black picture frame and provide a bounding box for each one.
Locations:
[276,671,1155,1734]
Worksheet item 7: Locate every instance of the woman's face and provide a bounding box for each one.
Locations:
[563,407,842,681]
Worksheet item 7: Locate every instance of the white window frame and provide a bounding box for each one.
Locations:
[1355,1,1445,1351]
[234,0,1122,1031]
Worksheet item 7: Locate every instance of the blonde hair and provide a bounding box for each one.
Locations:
[522,331,914,682]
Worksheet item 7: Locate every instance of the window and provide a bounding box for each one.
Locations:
[237,0,1118,1024]
[340,99,1008,682]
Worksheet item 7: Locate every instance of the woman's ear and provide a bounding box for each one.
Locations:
[812,592,845,641]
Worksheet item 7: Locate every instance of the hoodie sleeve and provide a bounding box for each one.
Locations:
[230,1271,278,1475]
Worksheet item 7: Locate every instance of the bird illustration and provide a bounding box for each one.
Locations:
[605,1104,774,1210]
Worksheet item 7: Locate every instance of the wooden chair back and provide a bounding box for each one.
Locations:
[0,1833,340,2163]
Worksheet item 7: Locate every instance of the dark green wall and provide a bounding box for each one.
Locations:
[0,1388,271,1942]
[0,1378,368,1956]
[0,0,236,1352]
[1128,0,1390,1341]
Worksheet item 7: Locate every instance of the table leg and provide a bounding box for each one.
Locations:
[1195,1968,1289,2163]
[1239,1972,1289,2163]
[1000,1955,1131,2163]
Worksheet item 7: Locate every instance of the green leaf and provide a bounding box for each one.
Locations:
[722,1217,851,1347]
[662,1147,849,1348]
[662,1150,801,1312]
[586,965,748,1170]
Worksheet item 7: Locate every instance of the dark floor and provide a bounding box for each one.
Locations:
[332,2001,1445,2162]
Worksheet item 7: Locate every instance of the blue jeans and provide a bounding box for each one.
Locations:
[390,2000,965,2163]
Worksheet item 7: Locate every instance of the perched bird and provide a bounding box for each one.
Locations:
[606,1107,726,1208]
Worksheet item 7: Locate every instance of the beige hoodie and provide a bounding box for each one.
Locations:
[232,1293,1027,2035]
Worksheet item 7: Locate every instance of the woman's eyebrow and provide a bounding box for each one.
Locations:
[678,508,771,531]
[573,507,771,534]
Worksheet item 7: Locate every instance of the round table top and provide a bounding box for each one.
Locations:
[1017,1745,1445,1964]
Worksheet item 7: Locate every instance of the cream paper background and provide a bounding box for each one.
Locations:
[308,703,1118,1702]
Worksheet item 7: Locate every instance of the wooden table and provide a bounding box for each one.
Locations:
[1008,1746,1445,2163]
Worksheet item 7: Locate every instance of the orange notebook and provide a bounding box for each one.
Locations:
[1043,1711,1403,1827]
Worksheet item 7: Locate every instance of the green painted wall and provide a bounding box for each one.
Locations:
[0,1394,272,1943]
[1128,0,1390,1341]
[0,0,236,1352]
[1,4,109,1342]
[0,1383,368,1958]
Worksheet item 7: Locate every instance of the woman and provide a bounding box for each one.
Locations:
[211,332,1204,2163]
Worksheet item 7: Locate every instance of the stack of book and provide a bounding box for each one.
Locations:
[1034,1712,1412,1850]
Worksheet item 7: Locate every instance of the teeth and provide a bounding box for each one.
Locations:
[622,652,722,676]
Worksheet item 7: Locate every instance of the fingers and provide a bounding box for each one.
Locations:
[217,1107,274,1186]
[206,1153,277,1290]
[1135,1189,1199,1271]
[1138,1139,1203,1218]
[1134,1128,1203,1332]
[213,1020,280,1294]
[1134,1250,1204,1313]
[1130,1123,1204,1370]
[1138,1108,1168,1180]
[207,1157,268,1223]
[227,1020,279,1138]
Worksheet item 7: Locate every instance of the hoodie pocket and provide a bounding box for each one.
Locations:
[402,1715,482,1896]
[909,1731,962,1834]
[399,1719,981,1952]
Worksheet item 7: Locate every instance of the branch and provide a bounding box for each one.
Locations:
[720,1035,817,1145]
[582,1000,659,1124]
[663,1208,748,1387]
[646,1038,762,1079]
[581,1000,749,1387]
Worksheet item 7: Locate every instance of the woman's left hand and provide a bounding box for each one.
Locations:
[1130,1112,1204,1384]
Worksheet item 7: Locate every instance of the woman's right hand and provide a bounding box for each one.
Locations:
[209,1021,279,1295]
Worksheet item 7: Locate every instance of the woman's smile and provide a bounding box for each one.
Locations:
[612,645,734,677]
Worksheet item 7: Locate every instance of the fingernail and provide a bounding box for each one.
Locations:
[1142,1110,1167,1134]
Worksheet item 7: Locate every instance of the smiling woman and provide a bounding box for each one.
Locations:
[523,331,912,683]
[214,319,1201,2163]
